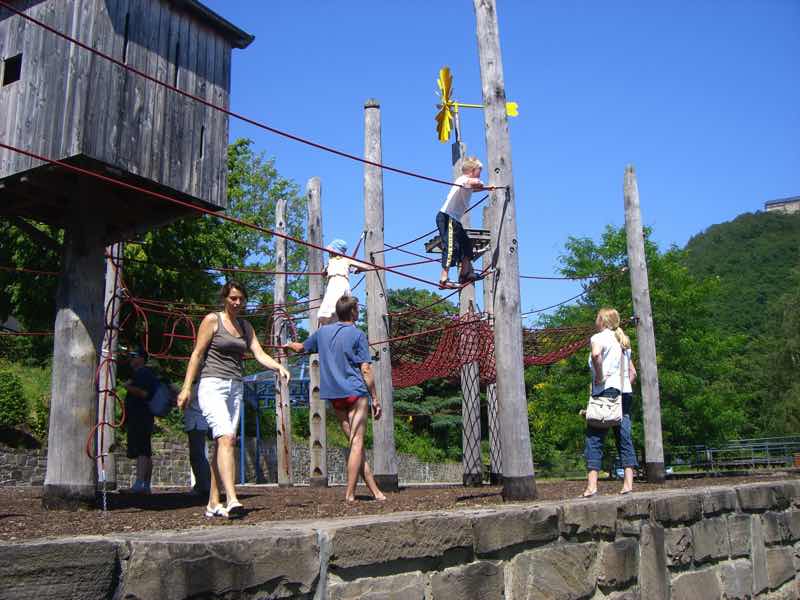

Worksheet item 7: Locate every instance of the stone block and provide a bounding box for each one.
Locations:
[328,572,426,600]
[640,523,669,600]
[665,527,693,568]
[116,526,320,599]
[737,483,790,513]
[692,516,731,564]
[718,559,753,600]
[753,511,769,596]
[728,514,752,558]
[561,498,619,539]
[786,510,800,542]
[619,497,651,519]
[0,537,121,600]
[702,489,737,516]
[606,592,640,600]
[326,514,473,570]
[508,542,597,600]
[766,547,796,591]
[471,505,559,556]
[671,568,722,600]
[430,561,504,600]
[596,538,638,591]
[764,512,793,545]
[653,493,702,526]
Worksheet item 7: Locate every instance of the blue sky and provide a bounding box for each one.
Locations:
[203,1,799,318]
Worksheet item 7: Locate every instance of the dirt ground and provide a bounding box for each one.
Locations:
[0,473,796,542]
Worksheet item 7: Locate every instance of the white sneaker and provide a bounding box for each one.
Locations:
[205,504,227,518]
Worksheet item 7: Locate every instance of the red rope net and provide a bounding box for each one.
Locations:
[385,306,595,389]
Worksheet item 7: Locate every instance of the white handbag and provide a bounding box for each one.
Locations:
[585,348,626,429]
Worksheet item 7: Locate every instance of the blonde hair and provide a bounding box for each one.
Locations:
[461,157,483,173]
[596,307,630,349]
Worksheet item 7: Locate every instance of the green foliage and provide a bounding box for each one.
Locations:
[0,364,27,428]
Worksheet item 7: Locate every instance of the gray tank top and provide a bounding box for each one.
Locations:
[199,313,253,381]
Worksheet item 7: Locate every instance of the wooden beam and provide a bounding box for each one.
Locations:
[623,165,665,483]
[474,0,537,501]
[306,176,327,488]
[273,194,293,487]
[6,216,61,253]
[363,98,398,491]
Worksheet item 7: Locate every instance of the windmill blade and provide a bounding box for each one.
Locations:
[437,66,453,105]
[505,101,519,117]
[435,104,453,143]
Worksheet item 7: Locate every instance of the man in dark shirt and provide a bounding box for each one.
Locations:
[124,347,159,494]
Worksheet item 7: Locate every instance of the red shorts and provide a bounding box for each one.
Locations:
[330,395,360,411]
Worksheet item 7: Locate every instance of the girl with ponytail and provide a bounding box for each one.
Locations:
[582,308,639,497]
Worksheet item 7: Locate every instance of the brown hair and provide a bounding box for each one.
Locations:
[595,307,630,349]
[335,295,358,321]
[219,280,248,303]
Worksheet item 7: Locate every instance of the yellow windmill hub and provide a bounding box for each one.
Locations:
[434,66,519,143]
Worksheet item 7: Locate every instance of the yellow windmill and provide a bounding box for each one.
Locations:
[435,66,519,143]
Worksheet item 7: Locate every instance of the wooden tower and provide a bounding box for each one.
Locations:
[0,0,252,508]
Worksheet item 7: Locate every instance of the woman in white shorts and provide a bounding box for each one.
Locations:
[177,281,290,518]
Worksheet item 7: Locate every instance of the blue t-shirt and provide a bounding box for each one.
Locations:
[126,365,159,424]
[303,323,371,399]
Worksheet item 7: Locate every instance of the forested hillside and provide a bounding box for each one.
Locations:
[684,211,800,334]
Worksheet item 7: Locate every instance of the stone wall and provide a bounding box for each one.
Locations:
[0,439,463,488]
[2,480,799,599]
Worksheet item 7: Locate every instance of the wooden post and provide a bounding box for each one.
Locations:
[482,204,502,485]
[96,242,123,491]
[452,123,482,487]
[273,195,293,486]
[474,0,537,500]
[363,98,398,491]
[43,206,106,509]
[306,176,327,487]
[623,165,666,483]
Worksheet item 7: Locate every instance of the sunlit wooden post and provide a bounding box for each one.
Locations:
[482,205,502,485]
[96,242,123,491]
[363,98,398,491]
[623,165,665,483]
[306,177,327,487]
[474,0,536,500]
[273,195,293,486]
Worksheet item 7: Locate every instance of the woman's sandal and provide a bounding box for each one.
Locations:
[580,490,598,498]
[225,501,245,518]
[438,279,458,290]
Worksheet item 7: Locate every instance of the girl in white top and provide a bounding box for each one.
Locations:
[583,307,638,498]
[318,239,366,326]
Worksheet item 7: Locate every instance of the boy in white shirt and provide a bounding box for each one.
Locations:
[436,157,487,288]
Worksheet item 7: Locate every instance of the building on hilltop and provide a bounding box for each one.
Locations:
[764,196,800,214]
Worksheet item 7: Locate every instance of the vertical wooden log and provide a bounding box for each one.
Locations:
[306,176,327,487]
[273,195,293,486]
[96,242,123,491]
[482,204,502,485]
[43,206,106,510]
[474,0,537,500]
[452,130,482,487]
[363,98,398,491]
[623,165,666,483]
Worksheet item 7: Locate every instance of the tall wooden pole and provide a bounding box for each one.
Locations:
[273,195,293,486]
[43,206,106,509]
[363,98,398,491]
[623,165,665,483]
[306,177,327,487]
[482,205,502,485]
[452,118,483,487]
[474,0,536,500]
[96,242,123,491]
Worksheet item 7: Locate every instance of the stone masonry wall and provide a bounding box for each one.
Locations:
[0,438,462,488]
[1,480,799,599]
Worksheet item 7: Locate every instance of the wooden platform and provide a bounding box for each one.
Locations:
[424,228,491,254]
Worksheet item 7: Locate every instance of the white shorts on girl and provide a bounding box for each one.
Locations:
[197,377,242,439]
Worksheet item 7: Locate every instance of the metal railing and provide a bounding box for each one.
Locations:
[667,436,800,472]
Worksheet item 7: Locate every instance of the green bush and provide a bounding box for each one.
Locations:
[0,368,27,428]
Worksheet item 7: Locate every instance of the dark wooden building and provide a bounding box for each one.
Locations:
[0,0,253,509]
[0,0,252,238]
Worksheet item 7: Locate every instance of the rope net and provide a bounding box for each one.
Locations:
[386,306,595,389]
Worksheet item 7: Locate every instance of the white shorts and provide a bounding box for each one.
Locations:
[197,377,242,439]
